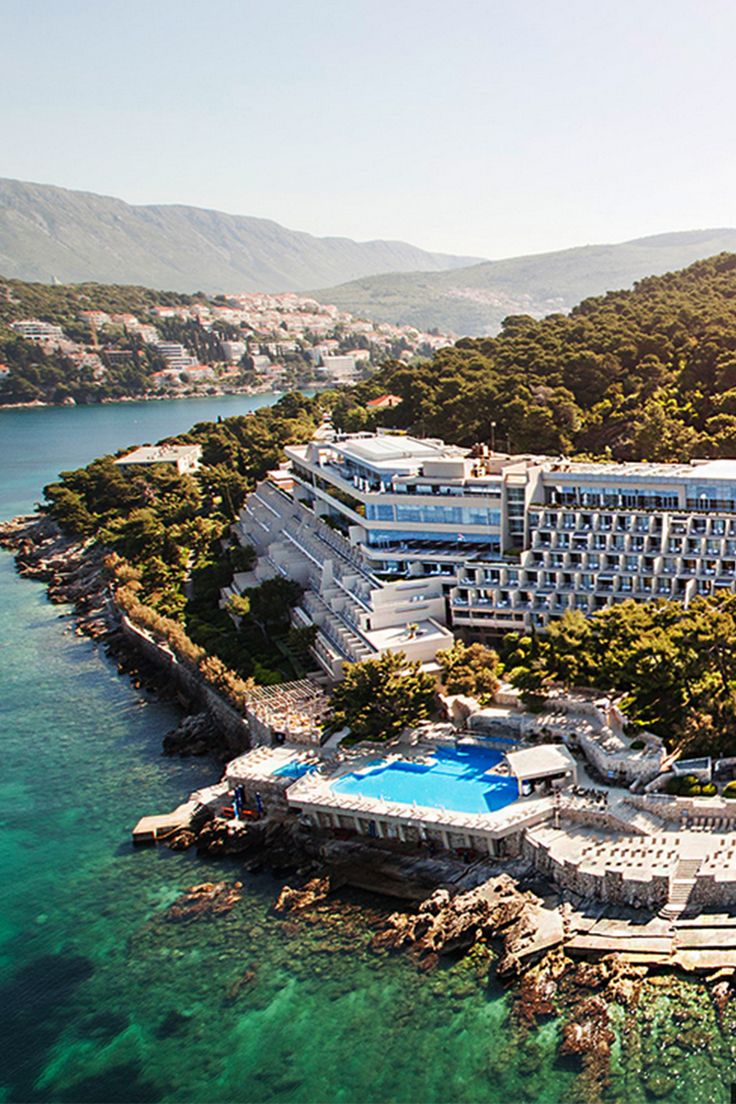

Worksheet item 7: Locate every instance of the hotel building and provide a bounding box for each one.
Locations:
[233,432,736,676]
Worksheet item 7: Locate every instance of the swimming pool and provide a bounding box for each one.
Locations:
[331,745,519,815]
[273,760,318,780]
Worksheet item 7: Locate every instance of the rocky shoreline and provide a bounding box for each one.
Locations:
[0,514,235,757]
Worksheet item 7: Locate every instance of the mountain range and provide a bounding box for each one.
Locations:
[0,178,480,293]
[312,229,736,334]
[4,178,736,336]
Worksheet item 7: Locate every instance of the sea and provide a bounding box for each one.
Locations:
[0,395,730,1104]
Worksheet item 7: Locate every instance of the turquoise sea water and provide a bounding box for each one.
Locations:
[333,746,519,814]
[0,396,732,1103]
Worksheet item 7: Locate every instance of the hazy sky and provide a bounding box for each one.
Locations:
[3,0,736,259]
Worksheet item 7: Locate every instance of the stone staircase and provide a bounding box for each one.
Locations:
[301,591,373,662]
[660,857,702,920]
[612,802,666,836]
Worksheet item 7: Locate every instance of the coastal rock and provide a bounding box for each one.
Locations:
[165,880,243,923]
[273,877,331,915]
[163,712,218,757]
[369,874,546,970]
[165,829,196,851]
[559,995,615,1061]
[196,817,260,856]
[496,950,522,979]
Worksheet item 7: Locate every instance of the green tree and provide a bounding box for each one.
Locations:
[437,640,500,702]
[329,651,436,741]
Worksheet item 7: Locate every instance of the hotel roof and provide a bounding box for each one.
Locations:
[115,444,201,465]
[333,434,466,468]
[546,458,736,480]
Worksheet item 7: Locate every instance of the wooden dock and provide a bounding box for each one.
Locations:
[132,800,199,844]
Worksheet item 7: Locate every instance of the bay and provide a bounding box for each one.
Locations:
[0,395,720,1104]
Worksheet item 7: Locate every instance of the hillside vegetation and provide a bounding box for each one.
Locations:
[0,177,480,293]
[352,253,736,462]
[314,229,736,334]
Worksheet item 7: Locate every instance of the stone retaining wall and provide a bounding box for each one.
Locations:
[523,832,669,909]
[119,614,251,753]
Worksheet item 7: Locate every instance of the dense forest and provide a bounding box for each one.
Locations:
[342,253,736,463]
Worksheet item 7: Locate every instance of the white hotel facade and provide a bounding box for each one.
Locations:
[234,432,736,676]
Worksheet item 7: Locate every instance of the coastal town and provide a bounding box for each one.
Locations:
[0,285,452,405]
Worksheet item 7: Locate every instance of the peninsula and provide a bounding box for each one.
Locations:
[7,254,736,1098]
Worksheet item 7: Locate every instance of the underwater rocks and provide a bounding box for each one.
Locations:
[165,881,244,923]
[273,877,332,914]
[224,967,258,1004]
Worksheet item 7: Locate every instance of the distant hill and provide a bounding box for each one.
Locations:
[0,178,481,293]
[312,230,736,334]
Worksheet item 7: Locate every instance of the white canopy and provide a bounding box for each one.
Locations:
[504,744,577,784]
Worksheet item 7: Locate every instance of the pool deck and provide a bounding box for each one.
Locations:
[286,742,555,854]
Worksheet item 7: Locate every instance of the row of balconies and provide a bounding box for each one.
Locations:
[521,551,736,575]
[452,572,726,611]
[533,509,736,538]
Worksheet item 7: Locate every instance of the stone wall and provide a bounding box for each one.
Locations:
[523,831,669,909]
[626,792,736,826]
[690,874,736,908]
[119,615,251,753]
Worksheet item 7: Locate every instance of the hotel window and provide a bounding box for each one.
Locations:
[593,534,607,550]
[365,503,395,521]
[712,519,726,536]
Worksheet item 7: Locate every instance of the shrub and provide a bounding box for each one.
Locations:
[701,782,717,796]
[630,739,645,750]
[723,781,736,799]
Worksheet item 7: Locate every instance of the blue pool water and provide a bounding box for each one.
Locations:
[273,760,318,780]
[332,745,519,814]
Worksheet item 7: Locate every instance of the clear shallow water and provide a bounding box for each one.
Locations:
[0,398,732,1103]
[333,746,519,814]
